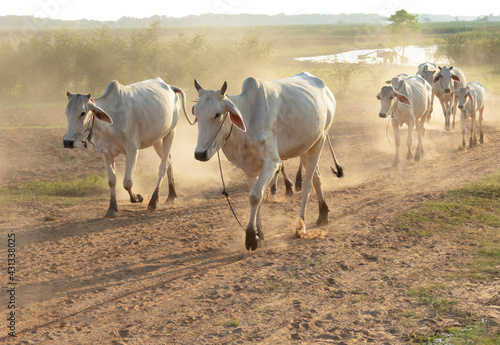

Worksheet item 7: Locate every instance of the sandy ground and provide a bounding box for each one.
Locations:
[0,94,499,344]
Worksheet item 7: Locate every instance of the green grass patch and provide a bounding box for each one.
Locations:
[0,175,108,202]
[398,170,500,280]
[225,319,239,328]
[406,283,459,313]
[414,320,500,344]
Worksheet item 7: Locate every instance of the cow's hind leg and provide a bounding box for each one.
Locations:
[298,136,325,234]
[270,162,294,197]
[124,148,143,204]
[103,154,118,218]
[313,167,329,226]
[295,161,303,192]
[149,131,176,210]
[280,162,294,196]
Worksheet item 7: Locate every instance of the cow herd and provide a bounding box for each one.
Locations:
[63,65,486,251]
[377,62,485,167]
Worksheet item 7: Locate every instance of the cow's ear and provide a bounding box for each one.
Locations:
[88,102,113,124]
[225,99,246,132]
[433,74,441,83]
[396,92,411,106]
[451,74,461,82]
[468,93,474,103]
[376,92,381,100]
[66,91,73,99]
[385,80,391,84]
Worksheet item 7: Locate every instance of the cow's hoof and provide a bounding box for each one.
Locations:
[245,233,259,251]
[104,209,117,218]
[406,152,413,161]
[414,154,421,162]
[147,201,157,211]
[295,218,306,238]
[316,201,329,226]
[130,194,143,203]
[166,183,177,203]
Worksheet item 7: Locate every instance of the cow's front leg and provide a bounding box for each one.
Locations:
[451,94,459,130]
[406,115,415,161]
[414,116,425,162]
[124,148,143,204]
[440,98,451,131]
[246,161,280,251]
[460,110,467,150]
[469,112,477,148]
[103,154,118,218]
[392,119,401,167]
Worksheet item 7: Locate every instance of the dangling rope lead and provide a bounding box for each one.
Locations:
[217,150,245,231]
[385,98,399,145]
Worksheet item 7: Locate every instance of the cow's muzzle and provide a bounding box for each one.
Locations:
[63,140,76,148]
[379,112,388,118]
[458,104,464,109]
[445,88,451,93]
[194,150,209,162]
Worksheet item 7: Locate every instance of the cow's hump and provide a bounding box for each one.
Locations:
[102,80,121,98]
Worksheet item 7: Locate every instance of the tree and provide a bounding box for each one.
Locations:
[387,9,420,61]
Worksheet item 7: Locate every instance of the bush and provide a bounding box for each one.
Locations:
[435,30,500,68]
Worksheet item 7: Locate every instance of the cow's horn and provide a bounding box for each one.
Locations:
[194,79,203,91]
[221,81,227,95]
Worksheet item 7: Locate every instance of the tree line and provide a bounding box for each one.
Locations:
[0,22,272,99]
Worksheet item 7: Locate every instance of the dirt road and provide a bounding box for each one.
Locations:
[0,98,498,344]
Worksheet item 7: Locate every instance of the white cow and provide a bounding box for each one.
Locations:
[433,65,466,130]
[416,62,437,120]
[453,81,485,150]
[64,78,188,217]
[377,75,432,167]
[192,72,343,251]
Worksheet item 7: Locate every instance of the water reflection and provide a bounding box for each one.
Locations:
[296,46,450,66]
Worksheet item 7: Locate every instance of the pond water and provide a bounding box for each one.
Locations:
[296,45,451,66]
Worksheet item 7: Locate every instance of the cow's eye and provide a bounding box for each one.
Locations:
[215,112,222,119]
[80,111,86,117]
[389,96,393,100]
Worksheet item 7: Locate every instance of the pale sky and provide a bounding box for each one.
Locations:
[1,0,498,21]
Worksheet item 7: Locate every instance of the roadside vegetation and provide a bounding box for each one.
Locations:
[398,171,500,343]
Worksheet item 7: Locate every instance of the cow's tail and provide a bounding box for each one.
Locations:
[326,133,344,179]
[172,86,196,125]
